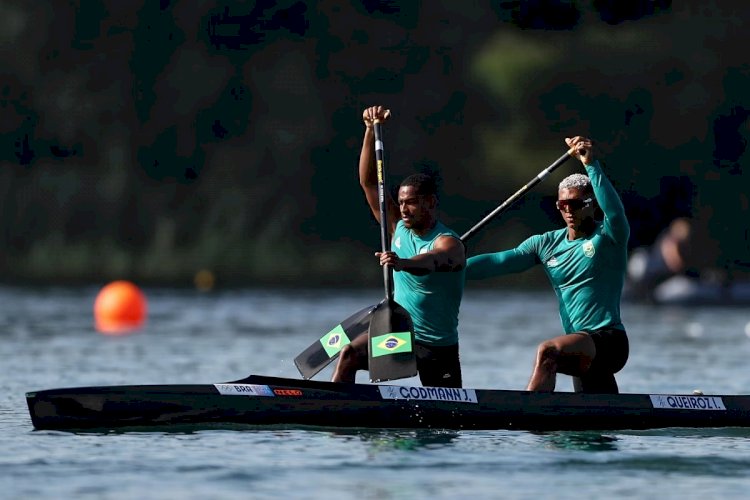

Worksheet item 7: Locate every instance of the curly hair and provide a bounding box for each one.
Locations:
[558,173,592,195]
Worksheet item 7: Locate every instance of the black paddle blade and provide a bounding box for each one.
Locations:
[294,304,378,380]
[367,300,417,383]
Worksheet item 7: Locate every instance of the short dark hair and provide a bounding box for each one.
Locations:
[400,173,437,197]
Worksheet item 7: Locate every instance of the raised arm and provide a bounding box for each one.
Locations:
[359,106,400,235]
[565,136,629,244]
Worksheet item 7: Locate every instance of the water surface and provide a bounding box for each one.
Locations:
[4,286,750,499]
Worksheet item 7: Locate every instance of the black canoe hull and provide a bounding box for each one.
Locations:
[25,374,750,431]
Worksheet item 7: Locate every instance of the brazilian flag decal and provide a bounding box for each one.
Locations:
[320,324,351,358]
[370,332,413,358]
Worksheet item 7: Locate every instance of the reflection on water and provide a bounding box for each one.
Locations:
[333,428,460,451]
[620,427,750,438]
[539,431,619,452]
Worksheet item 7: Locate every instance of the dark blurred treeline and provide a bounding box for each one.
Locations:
[1,0,748,287]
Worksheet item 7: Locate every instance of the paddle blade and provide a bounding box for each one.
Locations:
[367,300,417,383]
[294,304,378,380]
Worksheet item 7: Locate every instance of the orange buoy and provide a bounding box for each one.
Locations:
[94,280,147,335]
[193,269,216,292]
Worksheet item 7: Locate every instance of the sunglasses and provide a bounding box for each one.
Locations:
[556,198,593,211]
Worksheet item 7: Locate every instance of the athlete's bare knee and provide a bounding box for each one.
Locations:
[332,347,360,383]
[536,341,561,365]
[339,345,355,362]
[527,341,561,392]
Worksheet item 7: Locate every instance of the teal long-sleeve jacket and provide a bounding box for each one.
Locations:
[466,160,630,334]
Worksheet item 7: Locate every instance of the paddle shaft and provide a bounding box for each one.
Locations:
[368,118,417,382]
[460,149,576,242]
[373,120,394,300]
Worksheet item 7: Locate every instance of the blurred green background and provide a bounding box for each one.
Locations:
[1,0,747,287]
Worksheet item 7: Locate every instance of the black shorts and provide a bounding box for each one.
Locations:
[414,342,462,388]
[573,327,629,394]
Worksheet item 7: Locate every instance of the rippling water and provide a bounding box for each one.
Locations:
[4,286,750,499]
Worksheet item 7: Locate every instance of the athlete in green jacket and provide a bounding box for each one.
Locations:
[331,105,466,388]
[467,136,630,393]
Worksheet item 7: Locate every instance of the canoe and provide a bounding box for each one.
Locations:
[25,374,750,432]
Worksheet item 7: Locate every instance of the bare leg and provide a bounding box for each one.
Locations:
[331,333,368,383]
[526,333,595,391]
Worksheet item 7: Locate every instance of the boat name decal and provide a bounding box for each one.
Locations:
[378,385,478,403]
[649,394,726,411]
[213,384,275,397]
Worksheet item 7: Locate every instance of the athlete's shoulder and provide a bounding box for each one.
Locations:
[545,226,568,241]
[533,227,566,244]
[433,220,461,239]
[517,228,564,253]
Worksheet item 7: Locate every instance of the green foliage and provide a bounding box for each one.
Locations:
[472,32,560,109]
[0,0,747,285]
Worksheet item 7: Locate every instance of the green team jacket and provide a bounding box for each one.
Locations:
[466,160,630,333]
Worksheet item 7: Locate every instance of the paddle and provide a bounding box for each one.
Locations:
[294,301,381,380]
[367,117,418,383]
[460,148,575,241]
[294,147,575,380]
